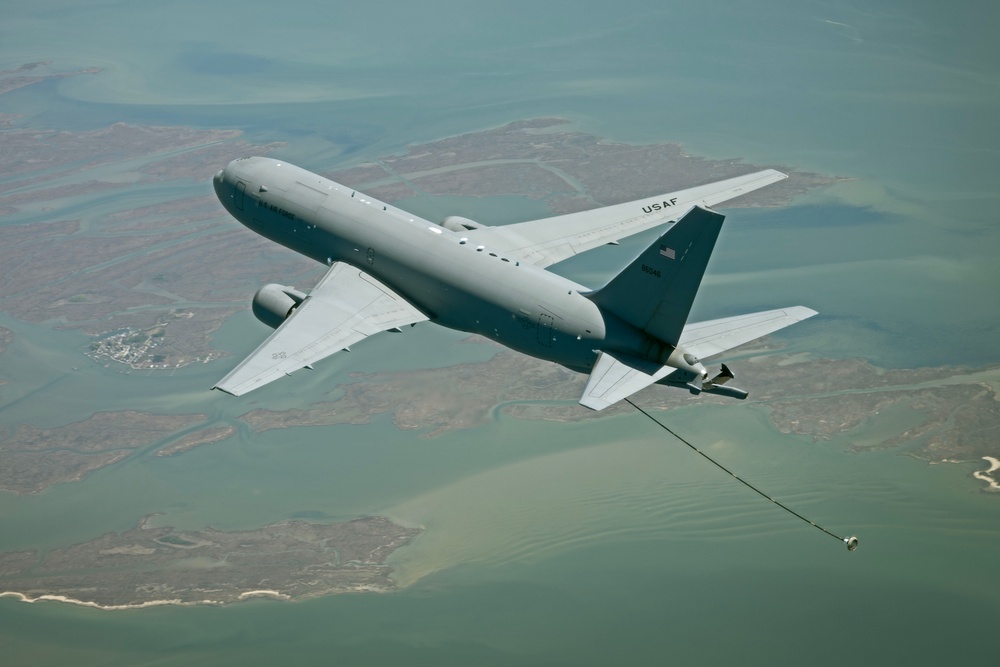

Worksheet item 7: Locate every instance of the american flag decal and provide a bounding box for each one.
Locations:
[659,245,676,259]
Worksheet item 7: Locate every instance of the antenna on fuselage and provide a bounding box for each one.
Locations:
[623,397,859,551]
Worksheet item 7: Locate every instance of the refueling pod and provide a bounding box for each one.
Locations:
[700,363,749,399]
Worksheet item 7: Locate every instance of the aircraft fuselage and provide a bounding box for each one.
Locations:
[214,157,682,375]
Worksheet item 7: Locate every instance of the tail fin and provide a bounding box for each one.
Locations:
[586,205,723,346]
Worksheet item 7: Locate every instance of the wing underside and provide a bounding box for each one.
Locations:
[467,169,786,268]
[214,263,428,396]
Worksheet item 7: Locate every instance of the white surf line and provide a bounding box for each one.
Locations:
[0,591,222,610]
[238,589,291,601]
[972,456,1000,491]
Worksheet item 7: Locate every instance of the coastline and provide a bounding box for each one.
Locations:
[973,456,1000,492]
[1,584,394,610]
[0,590,217,611]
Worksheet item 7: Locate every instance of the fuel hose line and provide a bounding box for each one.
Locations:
[624,397,858,551]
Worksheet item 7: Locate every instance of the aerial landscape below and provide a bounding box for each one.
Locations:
[0,60,998,611]
[0,515,420,608]
[3,3,999,663]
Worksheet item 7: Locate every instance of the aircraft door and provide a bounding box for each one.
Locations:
[235,181,246,211]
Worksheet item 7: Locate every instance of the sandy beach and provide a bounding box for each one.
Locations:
[0,591,221,611]
[972,456,1000,491]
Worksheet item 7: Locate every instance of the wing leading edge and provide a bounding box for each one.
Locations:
[214,263,428,396]
[466,169,786,268]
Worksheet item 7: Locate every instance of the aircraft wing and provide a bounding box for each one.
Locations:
[214,263,428,396]
[465,169,786,268]
[579,351,678,411]
[679,306,818,360]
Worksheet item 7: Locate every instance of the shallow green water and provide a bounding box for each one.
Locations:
[2,408,998,665]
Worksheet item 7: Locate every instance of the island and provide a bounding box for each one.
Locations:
[1,60,998,609]
[0,515,421,609]
[329,117,842,214]
[0,63,840,377]
[1,411,204,494]
[0,410,247,494]
[237,339,1000,487]
[1,62,996,496]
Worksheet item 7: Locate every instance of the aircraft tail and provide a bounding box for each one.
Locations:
[586,205,723,346]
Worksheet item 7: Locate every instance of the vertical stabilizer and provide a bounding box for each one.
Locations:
[586,205,724,346]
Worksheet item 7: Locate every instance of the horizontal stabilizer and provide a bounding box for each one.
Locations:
[579,351,676,411]
[679,306,818,360]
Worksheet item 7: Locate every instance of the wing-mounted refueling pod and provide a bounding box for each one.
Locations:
[696,363,749,400]
[651,362,747,400]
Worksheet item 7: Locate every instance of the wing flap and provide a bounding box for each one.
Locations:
[679,306,818,361]
[468,169,786,268]
[214,263,428,396]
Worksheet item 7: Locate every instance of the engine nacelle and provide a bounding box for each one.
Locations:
[441,216,485,232]
[252,283,307,329]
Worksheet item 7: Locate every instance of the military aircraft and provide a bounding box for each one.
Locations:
[212,157,815,409]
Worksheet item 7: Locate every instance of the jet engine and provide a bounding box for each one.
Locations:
[251,283,307,329]
[441,216,485,232]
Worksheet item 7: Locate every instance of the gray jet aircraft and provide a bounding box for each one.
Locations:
[213,157,815,408]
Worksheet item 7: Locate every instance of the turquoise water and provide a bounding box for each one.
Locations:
[2,1,999,664]
[2,410,998,665]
